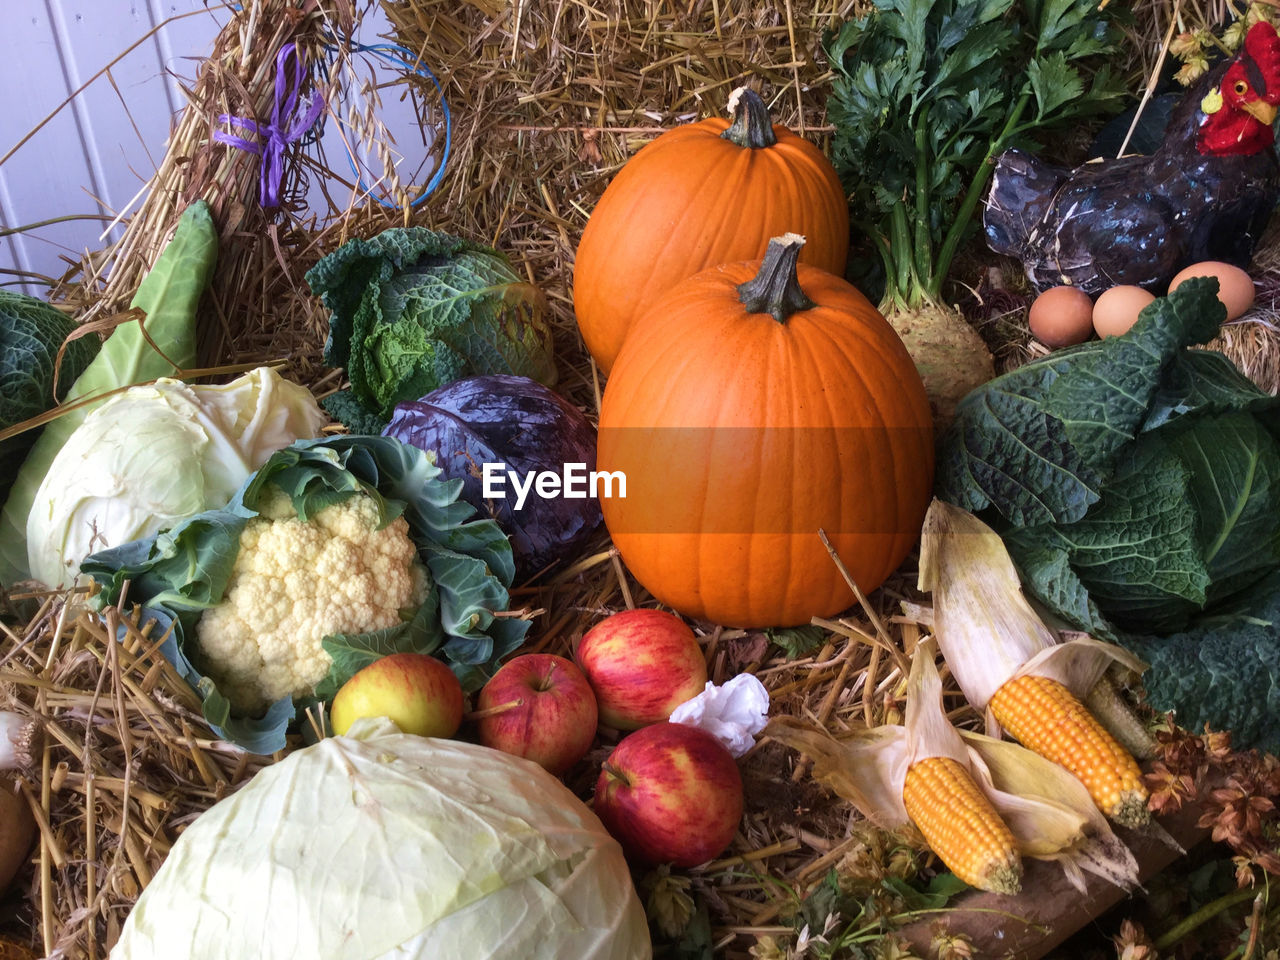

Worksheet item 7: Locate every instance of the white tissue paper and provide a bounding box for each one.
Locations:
[669,673,770,757]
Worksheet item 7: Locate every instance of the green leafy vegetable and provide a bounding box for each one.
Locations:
[936,278,1280,749]
[765,625,828,660]
[638,865,712,959]
[0,291,99,497]
[882,872,971,910]
[82,435,528,754]
[307,227,557,431]
[824,0,1125,310]
[785,867,970,957]
[1122,573,1280,752]
[648,900,713,960]
[0,201,218,585]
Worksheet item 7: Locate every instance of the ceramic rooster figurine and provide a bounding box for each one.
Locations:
[985,20,1280,296]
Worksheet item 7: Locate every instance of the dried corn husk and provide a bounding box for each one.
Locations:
[960,734,1139,891]
[767,640,1140,894]
[918,499,1145,730]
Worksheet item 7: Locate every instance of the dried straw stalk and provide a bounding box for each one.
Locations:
[382,0,866,414]
[1,594,274,958]
[1208,222,1280,394]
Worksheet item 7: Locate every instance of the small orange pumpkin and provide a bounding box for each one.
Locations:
[597,235,933,628]
[573,88,849,374]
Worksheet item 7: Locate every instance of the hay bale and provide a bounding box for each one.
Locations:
[384,0,863,408]
[48,0,381,389]
[1209,224,1280,395]
[0,599,276,958]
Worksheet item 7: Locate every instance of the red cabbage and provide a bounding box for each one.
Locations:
[384,375,602,579]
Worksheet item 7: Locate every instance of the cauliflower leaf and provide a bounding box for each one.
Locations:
[82,435,527,754]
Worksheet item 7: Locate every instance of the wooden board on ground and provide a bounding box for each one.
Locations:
[900,802,1209,958]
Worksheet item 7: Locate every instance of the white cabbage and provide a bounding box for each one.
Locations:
[26,366,327,588]
[111,718,650,960]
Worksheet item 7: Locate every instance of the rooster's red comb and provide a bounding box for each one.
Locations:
[1244,20,1280,104]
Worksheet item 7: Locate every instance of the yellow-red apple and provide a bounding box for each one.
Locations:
[592,722,743,867]
[575,609,707,729]
[476,654,599,775]
[330,653,464,739]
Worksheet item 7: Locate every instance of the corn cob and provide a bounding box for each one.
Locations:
[902,756,1023,894]
[989,674,1150,828]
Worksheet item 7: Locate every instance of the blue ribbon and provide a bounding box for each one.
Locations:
[325,39,453,209]
[213,42,326,208]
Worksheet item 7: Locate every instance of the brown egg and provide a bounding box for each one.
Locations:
[1093,285,1156,339]
[1169,261,1255,320]
[1028,286,1094,348]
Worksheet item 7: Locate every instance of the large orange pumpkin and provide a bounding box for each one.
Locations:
[573,88,849,374]
[596,235,934,628]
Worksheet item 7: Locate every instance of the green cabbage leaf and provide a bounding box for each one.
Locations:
[307,227,557,432]
[110,718,650,960]
[937,278,1280,749]
[81,435,528,754]
[0,291,99,498]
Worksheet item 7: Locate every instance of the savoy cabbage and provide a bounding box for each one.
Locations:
[937,278,1280,750]
[307,228,557,433]
[0,292,99,498]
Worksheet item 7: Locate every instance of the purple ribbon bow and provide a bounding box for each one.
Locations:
[213,42,326,208]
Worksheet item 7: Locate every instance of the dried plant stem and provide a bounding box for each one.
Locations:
[86,773,97,960]
[1117,0,1183,158]
[1155,886,1258,950]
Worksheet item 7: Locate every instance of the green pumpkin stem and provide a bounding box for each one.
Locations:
[738,234,815,323]
[721,87,777,149]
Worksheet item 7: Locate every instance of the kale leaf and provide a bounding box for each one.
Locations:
[0,292,99,497]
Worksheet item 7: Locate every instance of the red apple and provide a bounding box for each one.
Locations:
[593,722,743,867]
[476,654,599,774]
[330,652,464,739]
[575,609,707,730]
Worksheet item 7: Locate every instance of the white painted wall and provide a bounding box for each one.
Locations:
[1,1,224,294]
[0,1,439,296]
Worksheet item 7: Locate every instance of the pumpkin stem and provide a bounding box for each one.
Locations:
[721,87,777,149]
[738,233,815,323]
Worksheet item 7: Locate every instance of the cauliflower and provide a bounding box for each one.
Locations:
[195,485,429,716]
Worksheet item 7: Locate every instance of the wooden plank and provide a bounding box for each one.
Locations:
[898,804,1209,959]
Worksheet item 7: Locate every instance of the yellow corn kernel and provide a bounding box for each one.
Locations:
[902,756,1022,894]
[989,674,1150,828]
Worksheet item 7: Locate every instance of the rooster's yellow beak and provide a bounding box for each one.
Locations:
[1242,99,1279,127]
